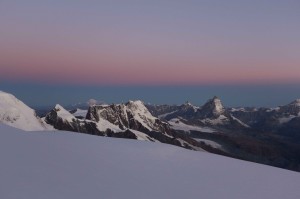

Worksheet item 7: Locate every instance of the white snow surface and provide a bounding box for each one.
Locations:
[0,124,299,199]
[231,115,250,128]
[266,107,281,112]
[185,102,200,112]
[158,110,178,119]
[211,97,225,115]
[55,104,76,122]
[230,107,246,112]
[127,100,158,130]
[95,118,123,132]
[278,115,297,124]
[194,138,223,149]
[72,108,88,117]
[0,91,50,131]
[169,118,216,133]
[202,115,229,125]
[129,129,159,142]
[214,98,224,112]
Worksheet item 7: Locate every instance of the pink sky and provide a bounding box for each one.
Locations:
[0,0,300,85]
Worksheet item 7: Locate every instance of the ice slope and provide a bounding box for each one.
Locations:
[72,108,88,117]
[127,100,158,131]
[0,124,299,199]
[169,118,216,133]
[0,91,50,131]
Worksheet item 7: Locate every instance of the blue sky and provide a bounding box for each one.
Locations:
[1,81,300,108]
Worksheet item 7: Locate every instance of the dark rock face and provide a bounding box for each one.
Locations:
[279,99,300,115]
[86,102,170,134]
[106,129,138,139]
[85,102,206,150]
[165,103,198,121]
[149,97,300,137]
[157,97,226,121]
[44,103,206,151]
[153,97,247,130]
[45,107,104,136]
[229,101,300,135]
[87,104,129,129]
[196,96,225,119]
[145,104,179,118]
[43,97,300,172]
[147,97,300,171]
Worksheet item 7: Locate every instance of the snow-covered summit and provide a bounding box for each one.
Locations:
[126,100,157,123]
[127,100,148,112]
[54,104,75,120]
[0,91,49,131]
[87,100,167,133]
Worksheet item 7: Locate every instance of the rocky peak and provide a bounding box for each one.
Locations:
[279,99,300,116]
[54,104,74,119]
[86,100,170,133]
[184,101,193,106]
[200,96,225,117]
[126,100,148,112]
[289,99,300,107]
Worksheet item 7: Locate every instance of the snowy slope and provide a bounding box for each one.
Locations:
[0,91,50,131]
[0,124,299,199]
[169,118,216,133]
[72,108,88,118]
[126,100,159,131]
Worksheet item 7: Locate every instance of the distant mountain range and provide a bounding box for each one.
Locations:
[0,91,299,171]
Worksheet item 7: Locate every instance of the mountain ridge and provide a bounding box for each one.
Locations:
[1,91,299,171]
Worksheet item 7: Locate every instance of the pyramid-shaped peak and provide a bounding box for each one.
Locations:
[212,96,220,100]
[202,96,225,116]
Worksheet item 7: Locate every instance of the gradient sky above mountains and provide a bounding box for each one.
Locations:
[0,0,300,85]
[1,0,300,107]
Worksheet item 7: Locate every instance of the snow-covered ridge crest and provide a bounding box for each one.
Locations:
[87,100,169,133]
[45,103,158,141]
[54,104,75,121]
[126,100,157,123]
[0,91,50,131]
